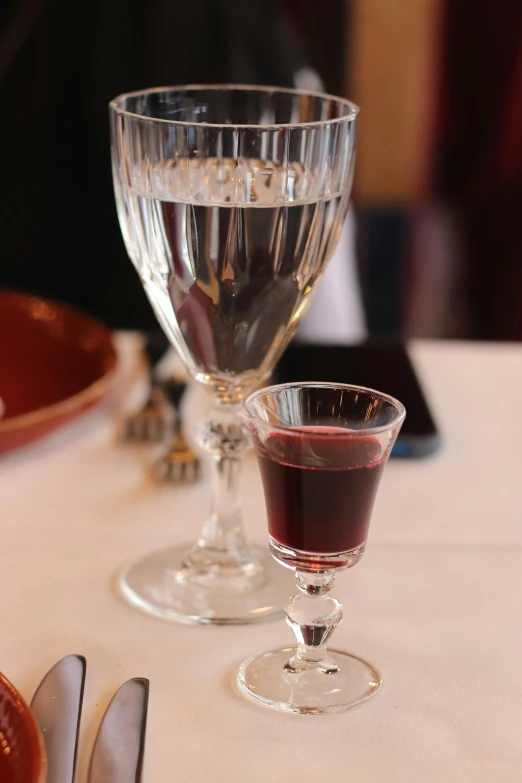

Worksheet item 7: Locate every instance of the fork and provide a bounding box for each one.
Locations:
[153,379,200,483]
[124,331,170,443]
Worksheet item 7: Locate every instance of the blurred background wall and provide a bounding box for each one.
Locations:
[285,0,522,341]
[1,0,521,341]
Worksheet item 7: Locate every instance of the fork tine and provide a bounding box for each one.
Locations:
[124,396,167,443]
[153,435,200,484]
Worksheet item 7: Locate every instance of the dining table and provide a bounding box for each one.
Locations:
[1,334,521,782]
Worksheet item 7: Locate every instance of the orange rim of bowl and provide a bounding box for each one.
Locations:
[0,292,118,435]
[0,672,47,783]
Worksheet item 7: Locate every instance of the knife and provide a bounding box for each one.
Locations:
[88,677,149,783]
[30,654,86,783]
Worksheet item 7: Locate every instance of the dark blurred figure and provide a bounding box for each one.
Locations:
[0,0,306,327]
[438,0,522,340]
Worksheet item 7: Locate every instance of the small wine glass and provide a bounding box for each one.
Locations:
[238,382,405,714]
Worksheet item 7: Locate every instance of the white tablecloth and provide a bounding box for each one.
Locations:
[1,337,521,782]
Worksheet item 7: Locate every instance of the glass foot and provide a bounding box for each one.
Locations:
[119,544,293,625]
[237,647,381,714]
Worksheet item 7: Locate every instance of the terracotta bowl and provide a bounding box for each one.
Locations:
[0,673,46,783]
[0,290,117,453]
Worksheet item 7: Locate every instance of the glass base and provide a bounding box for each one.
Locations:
[119,544,293,625]
[237,647,381,714]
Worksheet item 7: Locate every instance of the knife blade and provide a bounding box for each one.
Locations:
[30,654,86,783]
[88,677,149,783]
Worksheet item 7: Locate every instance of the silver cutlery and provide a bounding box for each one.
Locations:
[154,379,200,484]
[124,330,200,483]
[124,385,168,443]
[124,331,171,444]
[31,657,149,783]
[153,428,200,483]
[30,654,86,783]
[88,678,149,783]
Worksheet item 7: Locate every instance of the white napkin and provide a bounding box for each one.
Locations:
[297,209,367,344]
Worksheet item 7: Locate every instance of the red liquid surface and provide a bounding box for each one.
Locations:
[257,428,385,554]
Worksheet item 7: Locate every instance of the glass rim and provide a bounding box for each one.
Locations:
[244,381,406,437]
[109,83,359,130]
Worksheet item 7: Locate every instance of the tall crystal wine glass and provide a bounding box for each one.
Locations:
[110,86,358,625]
[239,382,405,712]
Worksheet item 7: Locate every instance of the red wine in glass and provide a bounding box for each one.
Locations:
[240,383,404,714]
[257,427,385,559]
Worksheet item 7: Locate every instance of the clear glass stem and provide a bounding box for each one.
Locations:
[180,400,263,590]
[285,572,343,674]
[202,451,246,553]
